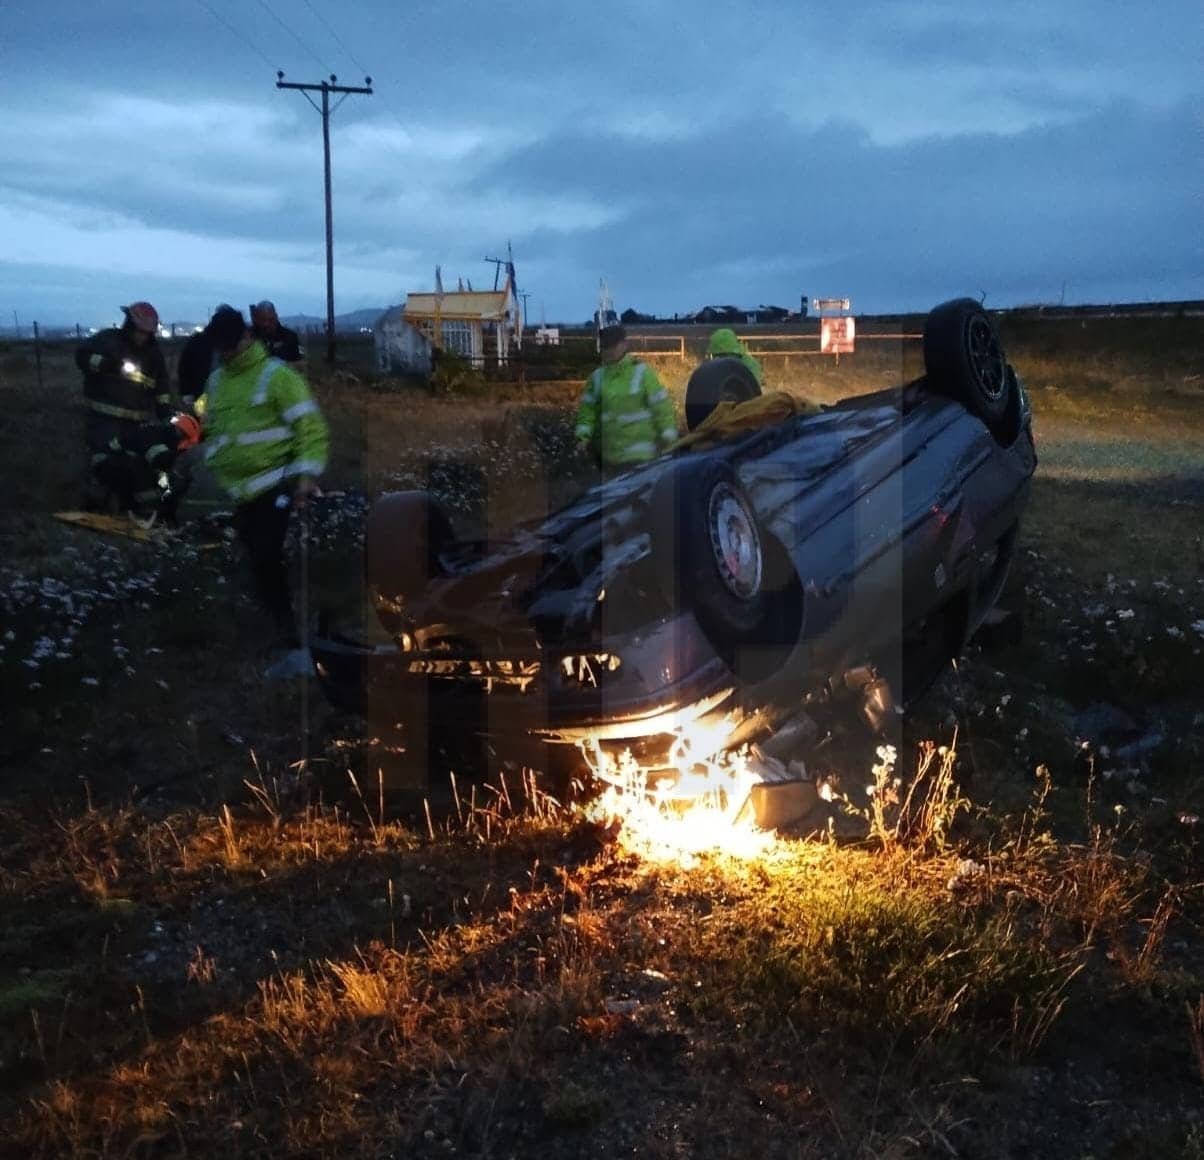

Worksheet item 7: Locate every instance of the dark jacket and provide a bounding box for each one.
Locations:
[177,331,218,404]
[252,323,303,364]
[75,328,173,447]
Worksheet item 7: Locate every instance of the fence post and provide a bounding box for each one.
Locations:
[33,321,44,389]
[679,336,685,361]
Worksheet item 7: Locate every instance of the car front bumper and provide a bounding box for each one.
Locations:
[311,610,739,763]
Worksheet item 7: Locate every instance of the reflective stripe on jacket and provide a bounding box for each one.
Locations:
[87,398,153,422]
[75,327,173,438]
[574,355,678,467]
[202,341,329,502]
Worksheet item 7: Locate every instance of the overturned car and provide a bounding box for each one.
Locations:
[312,299,1036,784]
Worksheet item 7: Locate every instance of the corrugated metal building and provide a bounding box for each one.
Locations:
[373,307,434,375]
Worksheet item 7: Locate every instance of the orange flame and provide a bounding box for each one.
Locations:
[578,712,779,866]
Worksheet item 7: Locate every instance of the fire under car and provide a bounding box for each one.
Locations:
[311,298,1037,788]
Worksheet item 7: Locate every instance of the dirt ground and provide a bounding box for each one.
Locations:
[0,320,1201,1158]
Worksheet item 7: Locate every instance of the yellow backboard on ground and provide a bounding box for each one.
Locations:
[53,511,160,542]
[52,511,222,549]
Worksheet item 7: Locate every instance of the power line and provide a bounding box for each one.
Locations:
[299,0,373,79]
[298,0,417,157]
[192,0,278,71]
[255,0,332,73]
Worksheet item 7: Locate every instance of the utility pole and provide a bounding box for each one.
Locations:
[276,70,372,365]
[32,322,43,389]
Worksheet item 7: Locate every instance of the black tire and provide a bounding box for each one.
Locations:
[684,357,761,432]
[364,490,455,636]
[923,298,1015,437]
[649,457,769,651]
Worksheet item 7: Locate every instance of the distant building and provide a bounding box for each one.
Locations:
[373,307,434,375]
[690,305,744,324]
[751,305,790,324]
[620,307,657,325]
[403,283,521,367]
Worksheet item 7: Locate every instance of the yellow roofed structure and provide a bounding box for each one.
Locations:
[404,283,521,367]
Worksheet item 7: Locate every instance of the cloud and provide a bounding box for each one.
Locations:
[0,188,406,321]
[0,87,619,321]
[482,96,1202,315]
[2,0,1199,322]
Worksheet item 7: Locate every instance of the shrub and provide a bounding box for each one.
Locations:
[429,352,487,396]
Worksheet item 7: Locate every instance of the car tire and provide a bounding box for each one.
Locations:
[923,298,1015,438]
[684,356,761,432]
[650,457,769,651]
[364,490,455,635]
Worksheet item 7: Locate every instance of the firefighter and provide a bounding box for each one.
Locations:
[75,302,176,513]
[706,327,764,389]
[574,324,678,471]
[249,301,304,366]
[108,413,203,526]
[202,306,329,677]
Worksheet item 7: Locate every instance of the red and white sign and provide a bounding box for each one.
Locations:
[820,315,856,354]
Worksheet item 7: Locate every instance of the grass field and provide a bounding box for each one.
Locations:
[0,317,1201,1158]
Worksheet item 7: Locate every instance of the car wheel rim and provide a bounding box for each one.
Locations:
[708,483,762,600]
[966,316,1006,402]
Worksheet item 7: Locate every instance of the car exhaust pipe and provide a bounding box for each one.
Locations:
[858,676,902,735]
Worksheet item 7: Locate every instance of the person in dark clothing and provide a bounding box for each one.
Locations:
[104,414,202,524]
[177,304,234,412]
[74,301,176,513]
[232,490,298,648]
[177,330,215,412]
[249,301,304,365]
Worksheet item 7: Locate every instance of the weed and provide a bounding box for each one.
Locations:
[865,736,969,853]
[185,946,218,986]
[0,972,76,1020]
[218,803,242,868]
[1188,995,1204,1084]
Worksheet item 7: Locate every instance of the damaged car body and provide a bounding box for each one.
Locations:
[312,299,1037,785]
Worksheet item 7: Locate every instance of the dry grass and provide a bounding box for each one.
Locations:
[0,318,1202,1157]
[0,749,1199,1158]
[1189,995,1204,1084]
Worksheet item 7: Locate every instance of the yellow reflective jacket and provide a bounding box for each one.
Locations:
[202,342,329,502]
[574,355,678,467]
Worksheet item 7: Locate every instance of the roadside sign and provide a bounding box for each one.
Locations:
[820,315,856,354]
[813,297,851,312]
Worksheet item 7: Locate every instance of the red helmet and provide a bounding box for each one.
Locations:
[122,301,159,334]
[171,413,202,449]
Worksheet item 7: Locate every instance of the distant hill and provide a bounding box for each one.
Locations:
[281,307,389,334]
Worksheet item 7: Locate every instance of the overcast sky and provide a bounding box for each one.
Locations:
[2,0,1200,327]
